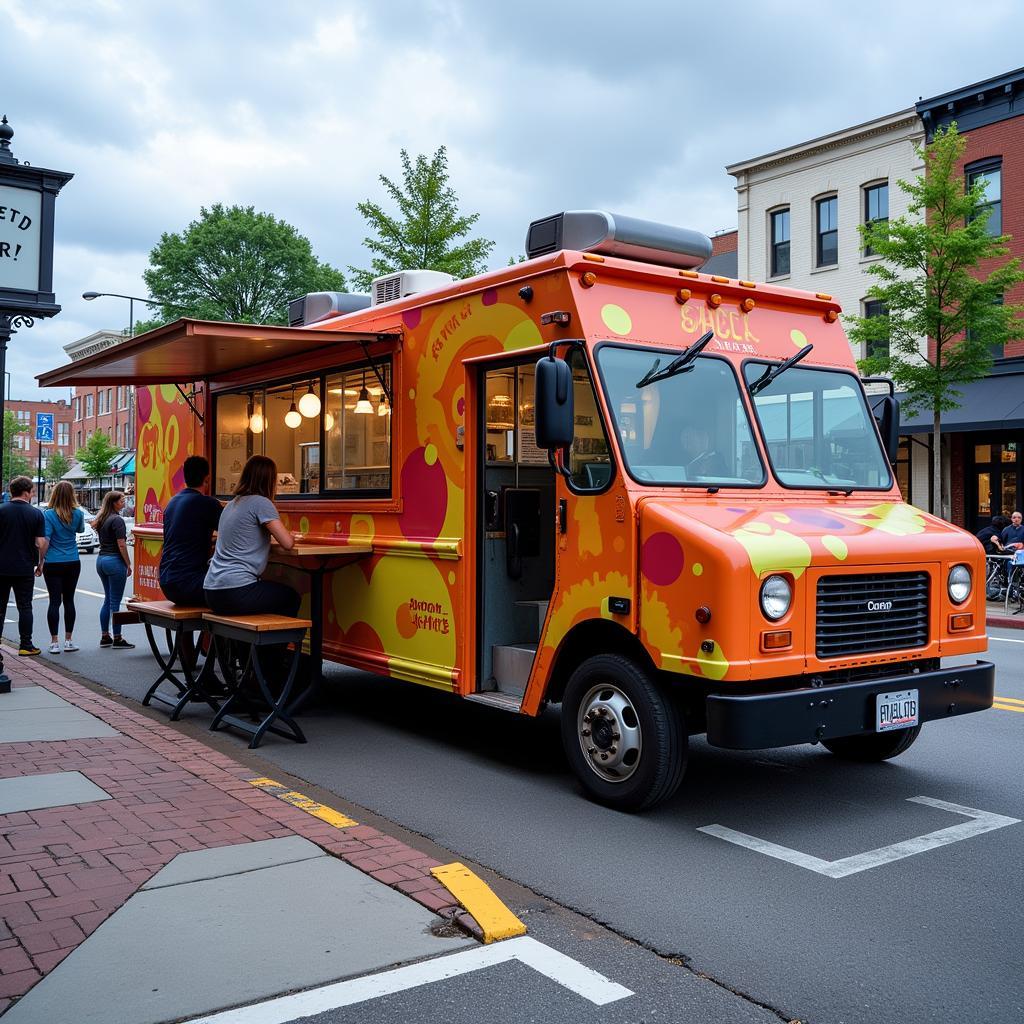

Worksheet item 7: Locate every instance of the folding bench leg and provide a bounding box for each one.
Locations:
[247,644,307,748]
[141,622,189,710]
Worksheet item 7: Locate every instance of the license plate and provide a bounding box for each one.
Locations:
[876,689,919,732]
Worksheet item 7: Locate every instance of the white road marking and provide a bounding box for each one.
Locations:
[698,796,1020,878]
[182,936,633,1023]
[990,635,1024,644]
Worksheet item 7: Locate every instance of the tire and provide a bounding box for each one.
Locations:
[560,654,686,811]
[821,724,921,762]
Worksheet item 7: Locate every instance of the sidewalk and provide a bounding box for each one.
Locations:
[0,646,481,1022]
[986,599,1024,630]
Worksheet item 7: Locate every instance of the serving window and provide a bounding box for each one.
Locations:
[213,359,392,499]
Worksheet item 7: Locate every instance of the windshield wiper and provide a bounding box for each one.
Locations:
[636,330,714,388]
[748,343,814,396]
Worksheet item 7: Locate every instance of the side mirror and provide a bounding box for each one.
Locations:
[535,356,574,449]
[873,394,900,465]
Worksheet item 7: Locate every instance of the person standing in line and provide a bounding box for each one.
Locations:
[160,455,223,606]
[93,490,135,649]
[41,481,85,653]
[0,476,48,666]
[203,456,300,617]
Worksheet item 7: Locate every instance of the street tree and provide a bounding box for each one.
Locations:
[350,146,494,290]
[849,124,1024,515]
[1,412,30,484]
[138,204,347,330]
[45,450,71,482]
[75,430,119,481]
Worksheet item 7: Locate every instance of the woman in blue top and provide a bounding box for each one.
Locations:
[40,481,85,654]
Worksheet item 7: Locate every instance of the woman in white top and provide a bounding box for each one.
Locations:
[203,456,300,618]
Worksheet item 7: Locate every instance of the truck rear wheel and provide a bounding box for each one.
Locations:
[821,725,921,762]
[560,654,686,811]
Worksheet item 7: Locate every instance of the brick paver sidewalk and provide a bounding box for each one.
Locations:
[0,651,460,1013]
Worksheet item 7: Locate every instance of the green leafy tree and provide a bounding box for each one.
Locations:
[138,204,347,330]
[45,450,71,482]
[75,430,119,481]
[849,124,1024,515]
[350,146,494,290]
[1,412,30,484]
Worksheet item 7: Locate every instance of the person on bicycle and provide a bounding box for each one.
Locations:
[1000,511,1024,552]
[977,515,1010,555]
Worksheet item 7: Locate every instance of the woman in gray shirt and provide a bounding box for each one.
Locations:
[203,456,300,618]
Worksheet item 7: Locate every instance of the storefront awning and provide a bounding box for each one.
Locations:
[61,462,89,481]
[37,318,397,387]
[898,369,1024,433]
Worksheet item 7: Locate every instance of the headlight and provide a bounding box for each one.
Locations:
[948,564,971,604]
[760,575,792,621]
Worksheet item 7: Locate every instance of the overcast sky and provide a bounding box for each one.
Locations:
[3,0,1022,398]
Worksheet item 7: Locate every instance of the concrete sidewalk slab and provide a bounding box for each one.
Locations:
[0,685,76,709]
[4,842,475,1024]
[0,770,111,814]
[0,705,120,743]
[142,835,324,889]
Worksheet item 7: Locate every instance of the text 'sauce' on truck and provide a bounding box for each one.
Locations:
[39,210,995,810]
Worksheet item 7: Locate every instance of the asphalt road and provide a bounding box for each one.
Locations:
[7,557,1023,1024]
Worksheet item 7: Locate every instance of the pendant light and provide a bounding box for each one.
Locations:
[377,394,390,417]
[285,385,302,428]
[354,370,373,414]
[324,411,335,431]
[248,394,264,434]
[298,379,321,418]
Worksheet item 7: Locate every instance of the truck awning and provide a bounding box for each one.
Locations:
[37,318,396,387]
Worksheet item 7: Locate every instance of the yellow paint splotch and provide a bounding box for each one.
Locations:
[695,640,729,681]
[837,503,926,537]
[601,304,632,336]
[732,526,812,579]
[822,535,848,560]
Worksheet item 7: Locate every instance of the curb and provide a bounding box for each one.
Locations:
[986,613,1024,630]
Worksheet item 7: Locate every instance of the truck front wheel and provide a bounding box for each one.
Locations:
[821,725,921,762]
[560,654,686,811]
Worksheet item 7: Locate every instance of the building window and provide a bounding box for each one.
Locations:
[967,159,1002,235]
[57,423,69,446]
[770,208,790,277]
[74,397,81,421]
[864,299,889,360]
[85,394,94,418]
[863,182,888,256]
[815,195,838,267]
[76,431,82,449]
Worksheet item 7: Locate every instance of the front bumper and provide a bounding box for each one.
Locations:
[705,660,995,750]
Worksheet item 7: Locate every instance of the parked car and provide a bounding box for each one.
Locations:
[76,523,99,554]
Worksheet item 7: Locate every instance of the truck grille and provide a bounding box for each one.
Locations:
[816,572,929,659]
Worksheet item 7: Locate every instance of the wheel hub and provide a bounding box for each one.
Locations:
[577,683,642,783]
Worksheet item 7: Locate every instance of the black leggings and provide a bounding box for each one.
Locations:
[43,561,81,637]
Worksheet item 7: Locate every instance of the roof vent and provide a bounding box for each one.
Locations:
[370,269,455,306]
[525,211,712,269]
[288,291,371,327]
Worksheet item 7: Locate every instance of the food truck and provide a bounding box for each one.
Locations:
[40,211,994,810]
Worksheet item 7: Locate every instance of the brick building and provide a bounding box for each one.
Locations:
[65,331,136,453]
[702,229,738,276]
[911,67,1024,531]
[2,397,74,484]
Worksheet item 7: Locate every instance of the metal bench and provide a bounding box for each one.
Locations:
[203,613,313,748]
[127,600,222,720]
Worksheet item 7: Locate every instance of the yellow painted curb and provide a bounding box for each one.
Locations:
[430,862,527,943]
[247,777,358,828]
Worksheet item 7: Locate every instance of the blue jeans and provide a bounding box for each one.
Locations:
[96,555,128,637]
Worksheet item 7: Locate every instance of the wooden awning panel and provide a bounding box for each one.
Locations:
[37,318,391,387]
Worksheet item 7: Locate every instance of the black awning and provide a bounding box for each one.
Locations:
[898,370,1024,433]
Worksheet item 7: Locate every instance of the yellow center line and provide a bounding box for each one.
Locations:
[993,702,1024,714]
[994,694,1024,706]
[247,776,357,828]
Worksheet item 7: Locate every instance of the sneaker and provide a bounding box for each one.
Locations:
[48,642,61,654]
[18,646,42,657]
[63,641,79,652]
[111,637,135,650]
[100,635,113,648]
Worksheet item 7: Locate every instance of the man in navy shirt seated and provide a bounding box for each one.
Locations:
[159,456,222,606]
[1000,510,1024,553]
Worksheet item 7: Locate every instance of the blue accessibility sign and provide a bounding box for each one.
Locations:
[35,412,54,443]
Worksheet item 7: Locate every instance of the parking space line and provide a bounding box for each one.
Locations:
[699,796,1020,877]
[182,936,633,1023]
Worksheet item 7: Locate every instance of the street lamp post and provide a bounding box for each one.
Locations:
[81,291,176,338]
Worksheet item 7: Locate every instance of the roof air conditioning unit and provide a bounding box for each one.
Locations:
[370,269,455,306]
[288,291,371,327]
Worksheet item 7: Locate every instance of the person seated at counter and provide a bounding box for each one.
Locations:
[160,455,223,607]
[203,455,301,618]
[976,515,1009,556]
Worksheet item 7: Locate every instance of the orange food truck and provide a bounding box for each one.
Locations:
[40,211,994,809]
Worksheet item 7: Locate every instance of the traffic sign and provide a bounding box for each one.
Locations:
[35,412,54,443]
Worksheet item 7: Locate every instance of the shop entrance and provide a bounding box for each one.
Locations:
[968,436,1022,533]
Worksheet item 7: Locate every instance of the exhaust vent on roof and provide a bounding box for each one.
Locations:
[288,291,371,327]
[370,269,455,306]
[525,211,712,269]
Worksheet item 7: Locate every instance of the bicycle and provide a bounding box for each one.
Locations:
[1004,553,1024,616]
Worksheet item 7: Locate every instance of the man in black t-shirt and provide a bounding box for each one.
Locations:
[159,456,223,606]
[0,476,48,675]
[977,515,1009,555]
[1000,511,1024,552]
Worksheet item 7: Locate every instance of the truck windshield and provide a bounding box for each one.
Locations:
[742,363,893,490]
[596,345,765,487]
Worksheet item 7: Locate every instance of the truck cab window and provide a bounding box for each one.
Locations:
[597,346,765,487]
[566,348,612,490]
